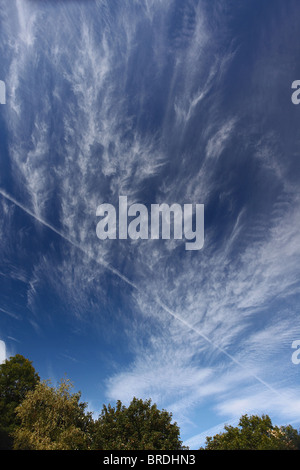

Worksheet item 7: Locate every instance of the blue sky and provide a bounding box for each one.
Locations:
[1,0,300,449]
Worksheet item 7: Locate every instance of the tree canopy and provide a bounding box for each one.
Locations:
[92,397,184,450]
[13,378,93,450]
[0,354,40,449]
[1,354,300,451]
[201,414,300,450]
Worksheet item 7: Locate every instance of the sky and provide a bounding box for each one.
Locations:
[0,0,300,449]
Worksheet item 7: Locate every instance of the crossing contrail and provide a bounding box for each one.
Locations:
[0,188,286,400]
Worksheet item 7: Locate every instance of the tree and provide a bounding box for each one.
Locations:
[0,354,40,449]
[13,378,93,450]
[200,414,300,450]
[92,397,184,450]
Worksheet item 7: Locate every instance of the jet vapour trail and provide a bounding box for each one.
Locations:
[0,188,286,401]
[0,189,138,290]
[155,298,285,400]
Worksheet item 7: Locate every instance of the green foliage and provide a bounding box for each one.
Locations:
[92,397,184,450]
[201,414,300,450]
[2,354,300,451]
[13,378,93,450]
[0,354,40,449]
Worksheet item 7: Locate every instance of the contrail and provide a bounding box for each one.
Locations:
[0,188,285,400]
[155,297,284,399]
[0,188,138,290]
